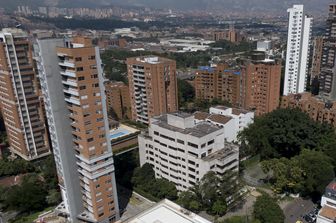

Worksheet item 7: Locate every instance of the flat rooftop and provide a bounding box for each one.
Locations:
[128,55,174,65]
[124,199,212,223]
[202,143,239,162]
[153,114,221,138]
[318,205,336,221]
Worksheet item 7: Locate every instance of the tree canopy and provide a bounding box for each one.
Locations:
[253,194,284,223]
[238,108,336,160]
[178,171,242,216]
[131,163,178,201]
[262,150,335,196]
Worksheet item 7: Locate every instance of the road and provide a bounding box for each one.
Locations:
[283,198,315,223]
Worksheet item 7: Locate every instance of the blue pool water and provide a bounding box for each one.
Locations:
[110,131,129,139]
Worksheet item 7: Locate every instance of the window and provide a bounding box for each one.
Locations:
[91,74,98,78]
[188,142,198,149]
[75,57,82,62]
[78,76,85,81]
[207,139,214,145]
[88,55,96,60]
[79,86,86,90]
[76,67,84,71]
[177,139,184,144]
[90,65,97,69]
[87,138,94,142]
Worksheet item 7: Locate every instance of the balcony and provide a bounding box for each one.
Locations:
[65,97,80,105]
[63,88,79,97]
[61,70,76,78]
[59,61,75,68]
[62,79,78,87]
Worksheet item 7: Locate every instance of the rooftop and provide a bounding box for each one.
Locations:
[202,143,239,162]
[194,111,210,120]
[128,55,174,65]
[124,199,212,223]
[318,205,336,221]
[153,114,221,138]
[207,114,232,125]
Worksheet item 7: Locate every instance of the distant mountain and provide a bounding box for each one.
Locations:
[0,0,332,14]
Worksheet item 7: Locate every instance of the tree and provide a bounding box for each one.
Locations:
[211,200,227,216]
[4,174,47,212]
[46,189,62,205]
[178,79,195,107]
[131,164,177,201]
[298,150,335,196]
[178,191,201,212]
[131,163,155,188]
[262,150,334,196]
[253,194,284,223]
[238,108,336,160]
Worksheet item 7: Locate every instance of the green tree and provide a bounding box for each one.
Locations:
[298,150,335,195]
[211,200,227,216]
[46,189,62,205]
[178,79,195,107]
[253,194,284,223]
[4,175,47,212]
[178,191,201,212]
[239,108,336,160]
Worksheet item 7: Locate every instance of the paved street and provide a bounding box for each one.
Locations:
[282,198,315,223]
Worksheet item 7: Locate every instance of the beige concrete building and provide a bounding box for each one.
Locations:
[0,28,51,160]
[35,36,119,222]
[280,92,336,127]
[104,81,131,120]
[127,56,178,124]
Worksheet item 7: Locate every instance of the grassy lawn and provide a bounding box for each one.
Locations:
[11,206,55,223]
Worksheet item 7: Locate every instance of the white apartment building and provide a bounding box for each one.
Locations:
[284,4,313,95]
[317,181,336,223]
[194,106,254,142]
[122,199,212,223]
[138,112,239,191]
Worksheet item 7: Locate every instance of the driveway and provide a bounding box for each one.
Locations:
[282,198,315,223]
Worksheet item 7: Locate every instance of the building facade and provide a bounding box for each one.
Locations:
[104,81,131,120]
[127,56,178,124]
[319,4,336,100]
[138,112,239,191]
[311,36,323,84]
[243,59,281,116]
[280,92,336,127]
[194,64,243,107]
[284,5,313,95]
[35,37,119,223]
[0,28,51,160]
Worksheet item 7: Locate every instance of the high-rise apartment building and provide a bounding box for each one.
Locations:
[284,5,313,95]
[138,112,239,191]
[35,37,119,223]
[104,81,131,120]
[194,64,243,107]
[0,28,51,160]
[127,56,178,124]
[311,36,323,83]
[319,4,336,100]
[243,59,281,116]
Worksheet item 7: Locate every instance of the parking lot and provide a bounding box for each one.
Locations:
[283,198,316,223]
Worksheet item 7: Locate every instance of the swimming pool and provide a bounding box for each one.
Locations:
[109,129,131,140]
